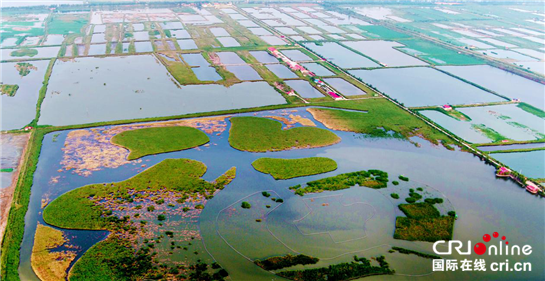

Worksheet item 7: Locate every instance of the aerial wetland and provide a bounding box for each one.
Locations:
[1,2,545,281]
[13,106,545,281]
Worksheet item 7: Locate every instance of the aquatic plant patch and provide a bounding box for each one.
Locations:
[43,159,235,279]
[290,169,388,195]
[111,126,210,160]
[278,255,394,281]
[254,254,319,271]
[252,157,337,180]
[229,117,340,152]
[394,203,454,242]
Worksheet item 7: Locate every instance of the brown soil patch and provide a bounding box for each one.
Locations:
[266,113,316,129]
[61,116,229,176]
[0,133,31,246]
[307,108,350,131]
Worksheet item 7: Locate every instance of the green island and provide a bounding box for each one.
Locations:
[1,84,19,97]
[1,168,14,172]
[42,159,235,280]
[254,254,319,271]
[517,102,545,118]
[15,62,36,77]
[252,157,337,180]
[10,48,38,57]
[228,117,340,152]
[290,169,388,196]
[390,246,441,260]
[241,201,251,209]
[394,202,455,242]
[111,126,210,160]
[310,99,454,148]
[277,255,394,281]
[472,124,508,143]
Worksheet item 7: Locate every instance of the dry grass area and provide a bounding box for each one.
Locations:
[266,113,316,129]
[60,116,229,176]
[31,224,77,281]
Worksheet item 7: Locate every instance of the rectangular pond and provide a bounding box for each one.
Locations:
[1,60,50,130]
[133,31,150,41]
[324,78,366,96]
[304,42,379,68]
[225,65,262,80]
[285,80,323,98]
[421,103,544,143]
[217,52,245,65]
[192,67,222,81]
[181,53,209,67]
[265,64,297,79]
[39,55,286,126]
[249,51,278,63]
[42,34,64,46]
[160,21,184,30]
[349,67,505,107]
[134,41,153,53]
[248,27,272,36]
[210,27,230,37]
[437,65,545,110]
[492,150,545,179]
[177,39,198,50]
[296,26,322,34]
[343,40,428,67]
[88,44,106,55]
[281,49,312,61]
[238,20,259,28]
[260,36,287,45]
[217,37,240,47]
[275,27,298,35]
[320,26,346,34]
[301,63,334,76]
[171,30,191,39]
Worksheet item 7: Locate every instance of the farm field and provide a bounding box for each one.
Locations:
[0,2,544,281]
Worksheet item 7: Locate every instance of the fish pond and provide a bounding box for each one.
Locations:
[304,42,379,68]
[350,67,506,107]
[437,65,545,110]
[421,104,545,143]
[38,55,286,126]
[1,60,50,130]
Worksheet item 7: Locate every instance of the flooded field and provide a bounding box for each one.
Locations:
[438,65,545,110]
[225,65,262,80]
[350,67,505,107]
[343,41,428,67]
[1,60,50,130]
[301,63,334,76]
[1,47,60,61]
[250,51,277,63]
[323,78,366,96]
[265,64,297,79]
[39,55,285,126]
[421,104,545,143]
[285,80,323,98]
[304,42,379,68]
